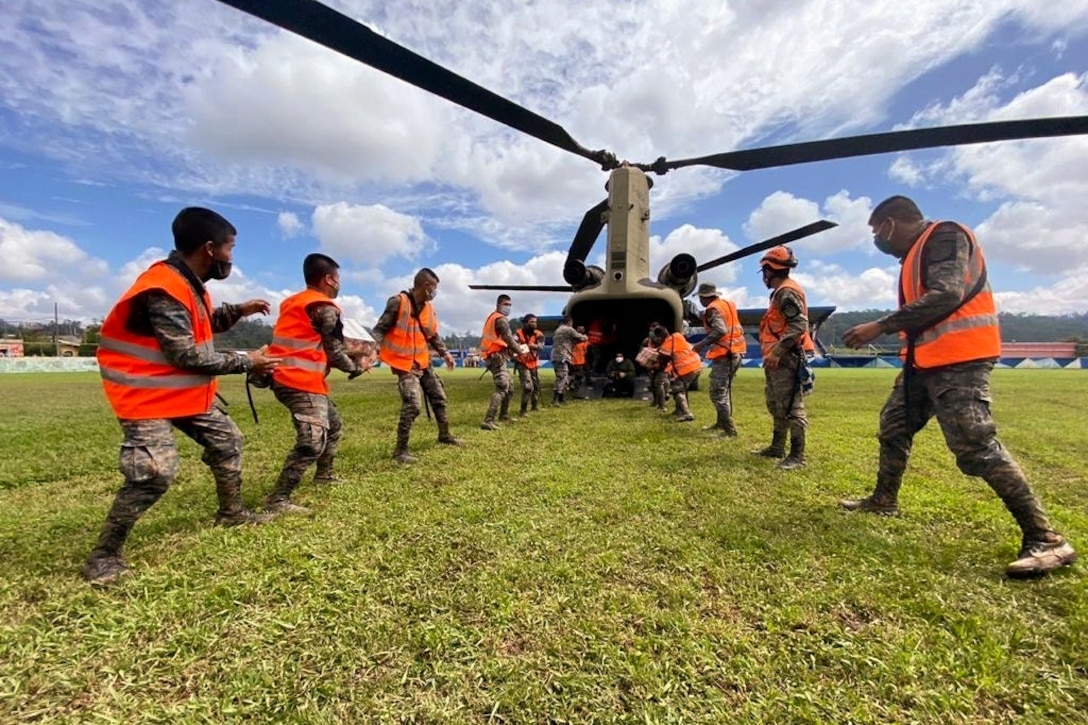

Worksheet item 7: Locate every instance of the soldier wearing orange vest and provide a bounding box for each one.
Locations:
[263,254,366,515]
[479,295,527,430]
[842,195,1075,579]
[692,282,746,437]
[514,314,545,415]
[649,326,702,422]
[570,329,589,391]
[372,268,461,464]
[754,245,813,471]
[84,207,281,586]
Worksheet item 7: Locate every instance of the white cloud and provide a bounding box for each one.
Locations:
[311,202,431,265]
[277,211,304,237]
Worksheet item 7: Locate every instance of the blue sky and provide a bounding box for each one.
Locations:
[1,0,1086,334]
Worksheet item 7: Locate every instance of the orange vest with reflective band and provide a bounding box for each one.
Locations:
[900,221,1000,369]
[759,278,815,357]
[662,332,702,378]
[269,289,339,395]
[481,311,508,357]
[571,340,588,366]
[702,298,747,359]
[586,320,605,345]
[379,293,438,372]
[97,261,217,420]
[516,327,543,369]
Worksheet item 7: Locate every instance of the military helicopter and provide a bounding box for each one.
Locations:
[213,0,1088,360]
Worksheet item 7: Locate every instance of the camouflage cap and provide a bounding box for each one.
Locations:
[696,282,720,298]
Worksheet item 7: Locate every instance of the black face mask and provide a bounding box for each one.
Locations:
[209,259,233,280]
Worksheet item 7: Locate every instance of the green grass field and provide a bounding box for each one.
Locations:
[0,368,1085,724]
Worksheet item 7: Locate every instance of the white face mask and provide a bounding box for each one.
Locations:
[499,304,512,316]
[615,356,624,363]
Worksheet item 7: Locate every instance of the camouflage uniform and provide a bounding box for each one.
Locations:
[696,304,741,434]
[86,268,265,583]
[549,323,588,399]
[858,226,1056,543]
[760,285,808,458]
[372,293,457,460]
[482,313,520,427]
[266,304,361,509]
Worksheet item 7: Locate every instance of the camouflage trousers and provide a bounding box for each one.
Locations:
[516,364,541,409]
[650,369,668,408]
[395,367,450,451]
[708,355,740,426]
[88,406,248,558]
[484,355,513,422]
[552,360,572,394]
[874,361,1052,539]
[271,383,342,497]
[763,360,807,442]
[669,370,700,415]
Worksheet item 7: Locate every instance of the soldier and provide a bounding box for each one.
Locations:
[691,282,746,436]
[604,351,637,397]
[514,314,545,416]
[549,315,587,405]
[372,268,462,464]
[263,254,366,515]
[641,321,668,411]
[842,195,1076,578]
[649,326,701,422]
[570,326,589,391]
[479,295,528,430]
[753,245,813,471]
[84,207,281,586]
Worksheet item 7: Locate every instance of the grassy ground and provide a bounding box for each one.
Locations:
[0,368,1085,724]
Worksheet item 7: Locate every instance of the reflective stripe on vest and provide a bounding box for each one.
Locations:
[900,221,1000,368]
[269,289,338,395]
[481,311,507,356]
[378,293,437,371]
[97,261,217,419]
[664,332,702,378]
[515,327,542,369]
[758,278,815,357]
[702,298,746,359]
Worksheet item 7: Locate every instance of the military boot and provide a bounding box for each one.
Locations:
[393,431,417,464]
[519,400,529,417]
[720,419,738,438]
[674,396,695,423]
[214,474,275,526]
[263,471,311,515]
[702,414,725,432]
[840,473,901,515]
[752,430,786,458]
[777,432,806,471]
[530,393,539,411]
[436,418,463,446]
[1006,534,1077,578]
[555,392,565,405]
[82,515,134,586]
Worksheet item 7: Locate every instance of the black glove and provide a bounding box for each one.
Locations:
[348,369,363,380]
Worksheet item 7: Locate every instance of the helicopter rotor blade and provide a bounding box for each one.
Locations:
[468,285,572,292]
[640,116,1088,174]
[213,0,618,170]
[697,220,837,272]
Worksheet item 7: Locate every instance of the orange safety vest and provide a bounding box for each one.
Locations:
[759,278,815,357]
[702,298,747,359]
[480,311,509,357]
[97,261,217,420]
[379,292,438,372]
[516,327,543,369]
[571,340,588,366]
[900,221,1000,369]
[586,320,605,345]
[269,288,339,395]
[662,332,702,378]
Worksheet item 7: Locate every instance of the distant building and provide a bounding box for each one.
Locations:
[57,335,83,357]
[0,339,24,357]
